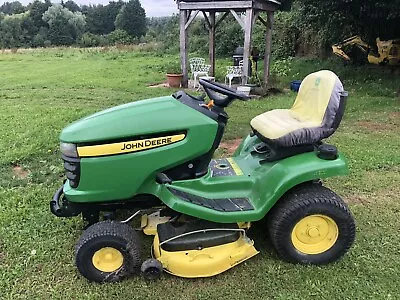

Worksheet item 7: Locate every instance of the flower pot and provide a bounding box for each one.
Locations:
[166,73,183,88]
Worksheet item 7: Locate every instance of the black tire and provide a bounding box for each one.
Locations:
[141,258,163,280]
[75,221,141,282]
[267,183,355,265]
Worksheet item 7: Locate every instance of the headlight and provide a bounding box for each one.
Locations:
[60,142,78,158]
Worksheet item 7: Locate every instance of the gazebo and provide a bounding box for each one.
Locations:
[176,0,281,88]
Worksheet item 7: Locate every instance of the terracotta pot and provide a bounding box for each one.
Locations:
[166,73,183,88]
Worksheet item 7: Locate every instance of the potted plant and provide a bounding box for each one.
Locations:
[165,62,183,88]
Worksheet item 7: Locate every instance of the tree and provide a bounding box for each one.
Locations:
[24,0,52,44]
[115,0,146,39]
[84,5,105,35]
[105,1,124,33]
[28,0,51,30]
[42,4,86,46]
[84,1,124,35]
[0,12,29,48]
[63,1,81,13]
[0,1,25,15]
[293,0,400,54]
[61,0,81,12]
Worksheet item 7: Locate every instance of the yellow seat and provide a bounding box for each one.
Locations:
[251,70,347,147]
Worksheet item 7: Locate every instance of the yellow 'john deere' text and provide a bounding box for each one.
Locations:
[77,134,185,157]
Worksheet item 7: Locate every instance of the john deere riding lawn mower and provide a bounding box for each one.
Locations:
[51,70,355,282]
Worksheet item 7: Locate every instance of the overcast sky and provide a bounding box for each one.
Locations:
[1,0,178,17]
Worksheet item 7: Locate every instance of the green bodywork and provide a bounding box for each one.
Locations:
[61,95,348,223]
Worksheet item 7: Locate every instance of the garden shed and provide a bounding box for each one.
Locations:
[176,0,281,88]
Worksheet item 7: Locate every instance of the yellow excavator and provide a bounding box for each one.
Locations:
[332,35,400,66]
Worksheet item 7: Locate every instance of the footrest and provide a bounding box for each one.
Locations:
[168,187,254,212]
[157,220,240,252]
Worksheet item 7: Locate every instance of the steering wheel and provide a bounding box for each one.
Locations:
[199,79,250,107]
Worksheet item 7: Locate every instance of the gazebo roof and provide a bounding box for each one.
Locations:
[177,0,281,11]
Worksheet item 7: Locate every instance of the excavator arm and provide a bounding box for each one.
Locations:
[332,35,370,61]
[332,35,400,66]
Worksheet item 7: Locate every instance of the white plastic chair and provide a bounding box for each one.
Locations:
[225,60,243,87]
[189,57,211,88]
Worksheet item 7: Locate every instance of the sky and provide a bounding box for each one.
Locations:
[2,0,179,17]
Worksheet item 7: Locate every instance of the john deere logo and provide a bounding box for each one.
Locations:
[77,134,186,157]
[315,78,321,86]
[121,137,173,150]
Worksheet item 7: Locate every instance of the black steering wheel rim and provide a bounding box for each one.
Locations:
[199,79,250,101]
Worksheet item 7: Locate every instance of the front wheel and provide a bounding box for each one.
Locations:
[75,221,141,282]
[267,184,355,265]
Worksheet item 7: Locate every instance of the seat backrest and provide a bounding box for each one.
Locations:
[290,70,345,129]
[226,66,242,76]
[226,60,243,76]
[189,57,206,72]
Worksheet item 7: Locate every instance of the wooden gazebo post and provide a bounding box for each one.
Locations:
[177,0,280,89]
[263,11,274,89]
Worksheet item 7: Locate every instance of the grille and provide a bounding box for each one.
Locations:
[62,155,81,188]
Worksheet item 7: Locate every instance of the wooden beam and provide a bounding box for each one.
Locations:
[180,1,252,10]
[252,1,279,11]
[180,9,189,88]
[253,11,260,28]
[242,8,254,85]
[202,11,211,29]
[215,11,229,28]
[263,11,274,89]
[258,15,268,27]
[209,11,216,76]
[185,10,199,30]
[230,10,245,30]
[178,1,279,11]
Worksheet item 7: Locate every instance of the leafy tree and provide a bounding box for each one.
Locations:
[0,1,25,15]
[115,0,146,39]
[0,12,29,48]
[62,0,80,13]
[84,5,105,35]
[22,0,52,45]
[42,4,86,46]
[84,1,124,35]
[27,0,51,31]
[105,1,124,33]
[293,0,400,55]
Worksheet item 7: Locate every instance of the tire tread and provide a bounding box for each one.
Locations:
[267,183,355,264]
[75,221,141,282]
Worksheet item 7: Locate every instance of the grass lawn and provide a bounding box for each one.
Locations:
[0,48,399,299]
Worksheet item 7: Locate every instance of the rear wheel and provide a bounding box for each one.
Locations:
[75,221,141,282]
[267,184,355,264]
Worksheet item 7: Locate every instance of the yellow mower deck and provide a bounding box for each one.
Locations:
[152,234,258,278]
[141,212,258,278]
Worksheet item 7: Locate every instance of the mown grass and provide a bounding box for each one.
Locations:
[0,48,399,299]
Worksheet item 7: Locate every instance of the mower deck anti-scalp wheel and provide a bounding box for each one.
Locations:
[267,183,355,265]
[75,221,141,282]
[141,258,163,280]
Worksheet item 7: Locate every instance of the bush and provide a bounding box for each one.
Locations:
[43,40,52,47]
[107,29,135,45]
[164,61,182,74]
[33,33,46,47]
[79,33,106,48]
[271,11,300,58]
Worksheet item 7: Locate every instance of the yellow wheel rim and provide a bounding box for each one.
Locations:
[291,214,339,255]
[92,247,123,272]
